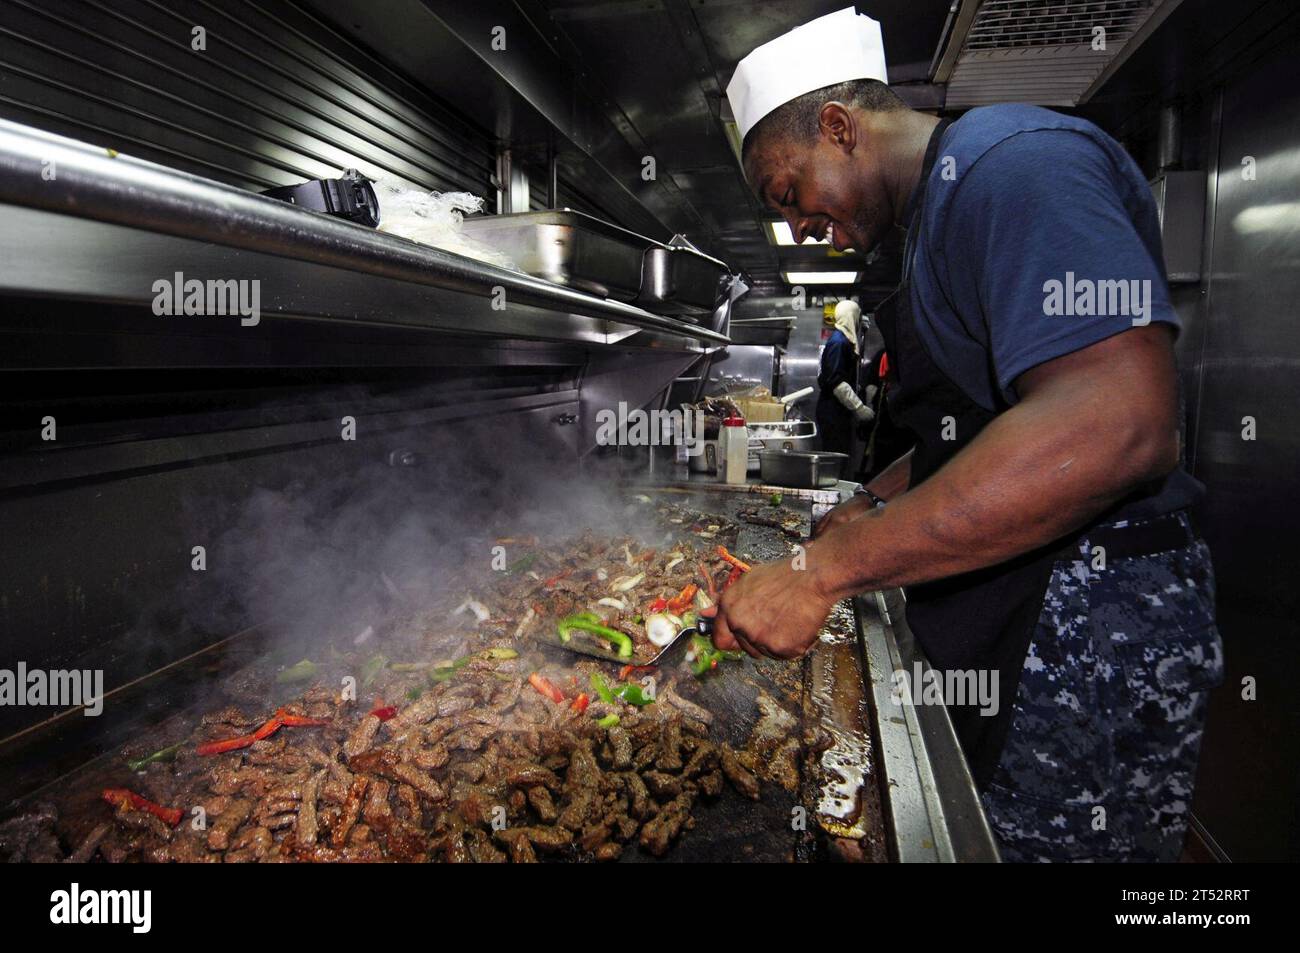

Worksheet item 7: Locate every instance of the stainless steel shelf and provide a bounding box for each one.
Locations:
[0,119,728,350]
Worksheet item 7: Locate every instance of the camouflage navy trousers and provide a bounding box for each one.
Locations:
[981,512,1224,862]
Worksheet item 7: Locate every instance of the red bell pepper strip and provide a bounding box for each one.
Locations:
[101,788,183,827]
[646,596,669,614]
[724,565,743,590]
[543,569,573,589]
[618,664,657,681]
[197,708,326,755]
[716,546,751,573]
[252,716,283,740]
[369,705,398,722]
[666,583,698,615]
[570,693,590,714]
[196,734,257,756]
[528,672,565,703]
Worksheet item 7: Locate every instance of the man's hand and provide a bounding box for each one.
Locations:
[709,559,837,660]
[813,494,874,538]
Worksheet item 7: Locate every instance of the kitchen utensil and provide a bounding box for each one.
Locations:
[759,449,849,489]
[746,419,817,470]
[540,616,713,665]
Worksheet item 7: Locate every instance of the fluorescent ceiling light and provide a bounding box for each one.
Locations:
[767,221,828,246]
[782,271,860,285]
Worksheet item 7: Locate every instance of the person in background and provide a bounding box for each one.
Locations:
[857,344,913,483]
[816,298,875,456]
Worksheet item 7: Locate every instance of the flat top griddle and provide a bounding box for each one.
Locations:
[0,486,887,863]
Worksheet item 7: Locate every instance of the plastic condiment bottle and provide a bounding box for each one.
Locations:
[721,415,748,485]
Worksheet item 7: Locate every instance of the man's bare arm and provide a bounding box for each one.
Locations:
[807,325,1180,598]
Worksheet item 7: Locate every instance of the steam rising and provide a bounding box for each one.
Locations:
[188,414,652,669]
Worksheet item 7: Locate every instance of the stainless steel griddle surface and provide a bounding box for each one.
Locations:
[0,485,886,863]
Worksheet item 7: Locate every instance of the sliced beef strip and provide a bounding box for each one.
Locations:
[348,747,446,802]
[362,779,393,834]
[494,828,538,863]
[67,822,111,863]
[642,771,684,800]
[206,798,254,851]
[330,775,369,848]
[719,746,760,801]
[639,791,696,857]
[526,786,559,823]
[343,714,382,759]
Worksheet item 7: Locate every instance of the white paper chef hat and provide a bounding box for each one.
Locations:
[726,7,889,144]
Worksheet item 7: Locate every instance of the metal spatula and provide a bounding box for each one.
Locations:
[539,616,713,665]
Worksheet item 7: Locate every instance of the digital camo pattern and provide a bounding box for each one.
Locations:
[982,515,1224,862]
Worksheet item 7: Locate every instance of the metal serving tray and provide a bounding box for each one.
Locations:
[460,208,654,302]
[636,245,730,316]
[760,449,850,489]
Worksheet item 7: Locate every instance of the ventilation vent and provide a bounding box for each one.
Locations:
[938,0,1183,108]
[964,0,1155,50]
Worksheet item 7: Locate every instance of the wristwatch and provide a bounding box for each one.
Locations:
[857,487,887,508]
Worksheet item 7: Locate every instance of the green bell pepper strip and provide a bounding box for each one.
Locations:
[506,553,538,574]
[557,614,634,658]
[360,653,388,689]
[555,612,601,643]
[429,655,474,683]
[612,682,654,706]
[590,672,616,704]
[276,659,319,684]
[596,713,621,729]
[126,742,184,773]
[479,647,518,660]
[689,634,741,676]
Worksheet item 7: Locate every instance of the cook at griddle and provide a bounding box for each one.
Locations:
[708,7,1223,863]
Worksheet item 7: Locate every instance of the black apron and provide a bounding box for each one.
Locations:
[872,120,1083,787]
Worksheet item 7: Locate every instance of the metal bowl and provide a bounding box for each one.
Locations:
[759,449,849,489]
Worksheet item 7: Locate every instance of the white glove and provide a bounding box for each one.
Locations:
[833,381,875,424]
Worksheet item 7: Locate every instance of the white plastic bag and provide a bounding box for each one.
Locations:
[376,183,517,271]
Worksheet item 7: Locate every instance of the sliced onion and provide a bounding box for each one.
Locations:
[597,596,628,612]
[596,568,609,582]
[623,543,635,567]
[693,588,715,610]
[645,613,678,648]
[513,606,536,639]
[454,598,491,623]
[610,572,645,593]
[664,553,685,572]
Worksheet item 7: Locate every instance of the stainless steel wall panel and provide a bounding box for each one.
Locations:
[0,0,496,195]
[1179,38,1300,862]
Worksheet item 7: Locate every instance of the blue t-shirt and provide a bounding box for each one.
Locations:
[911,104,1176,408]
[906,104,1200,515]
